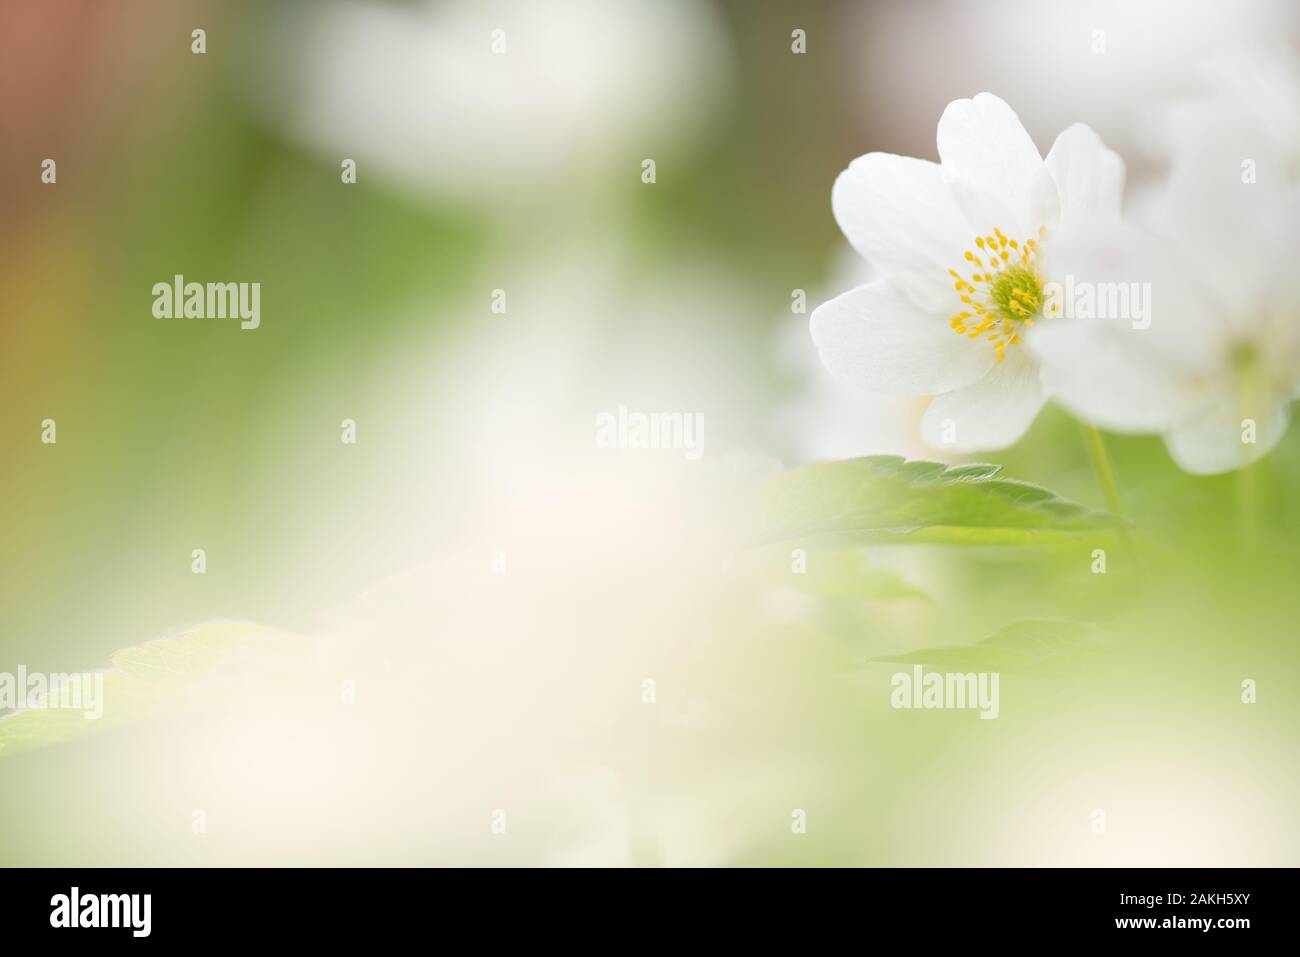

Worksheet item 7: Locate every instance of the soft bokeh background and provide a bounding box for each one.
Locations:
[2,0,1299,865]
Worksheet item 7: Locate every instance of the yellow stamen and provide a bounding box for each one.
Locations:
[944,226,1050,359]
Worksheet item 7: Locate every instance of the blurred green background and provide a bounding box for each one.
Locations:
[2,0,1299,866]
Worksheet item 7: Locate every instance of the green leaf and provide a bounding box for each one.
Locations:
[0,620,301,758]
[870,618,1106,673]
[742,455,1126,547]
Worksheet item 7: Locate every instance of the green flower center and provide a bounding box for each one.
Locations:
[989,265,1045,323]
[947,226,1049,363]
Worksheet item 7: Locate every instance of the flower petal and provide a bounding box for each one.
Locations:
[1044,123,1125,228]
[1030,223,1229,432]
[919,348,1047,452]
[1145,178,1300,341]
[1164,401,1290,475]
[1030,317,1195,432]
[810,281,993,396]
[936,93,1060,240]
[831,154,973,312]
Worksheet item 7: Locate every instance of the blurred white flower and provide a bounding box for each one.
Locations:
[811,93,1124,452]
[1025,41,1300,475]
[842,0,1298,167]
[249,0,731,207]
[1153,40,1300,196]
[1030,196,1300,475]
[1032,41,1300,475]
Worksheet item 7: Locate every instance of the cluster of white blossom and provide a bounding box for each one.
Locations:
[812,49,1300,474]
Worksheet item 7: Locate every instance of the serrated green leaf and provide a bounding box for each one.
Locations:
[742,455,1126,547]
[0,620,299,758]
[869,618,1106,673]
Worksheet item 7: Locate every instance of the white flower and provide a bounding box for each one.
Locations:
[811,93,1124,452]
[1023,43,1300,475]
[1153,40,1300,197]
[777,247,940,463]
[1028,192,1300,475]
[248,0,731,206]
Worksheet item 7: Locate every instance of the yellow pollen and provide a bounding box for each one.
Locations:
[945,226,1049,359]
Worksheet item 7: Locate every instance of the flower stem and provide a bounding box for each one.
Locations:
[1234,349,1261,548]
[1082,423,1123,516]
[1236,462,1258,547]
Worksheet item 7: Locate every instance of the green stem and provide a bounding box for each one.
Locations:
[1234,349,1261,548]
[1236,461,1258,548]
[1082,424,1123,516]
